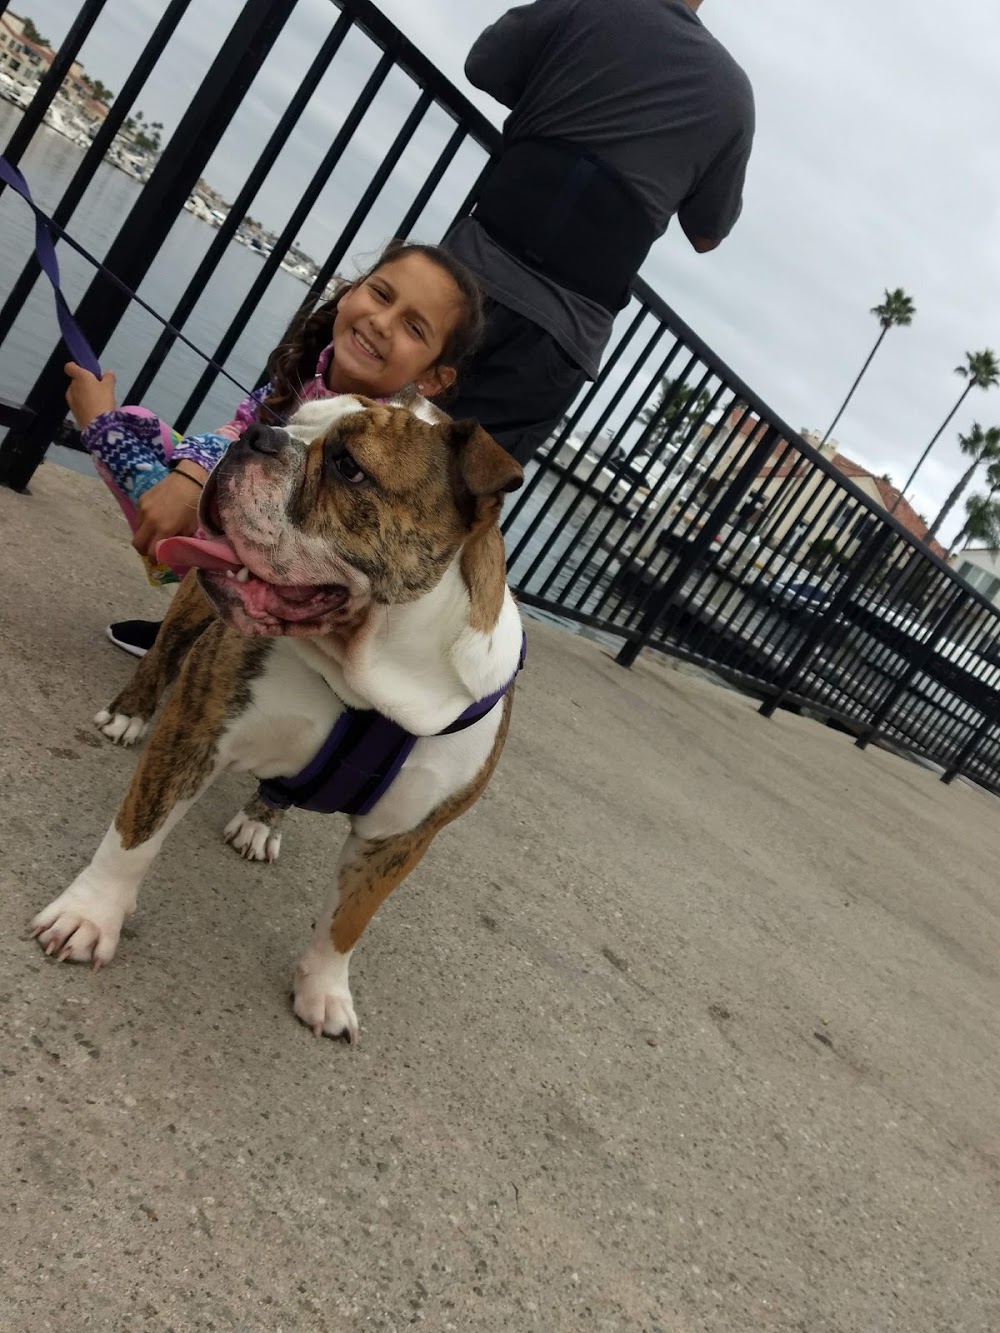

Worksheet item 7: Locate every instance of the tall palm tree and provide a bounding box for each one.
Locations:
[638,376,711,451]
[820,287,916,446]
[926,422,1000,538]
[948,459,1000,553]
[949,485,1000,554]
[891,348,1000,513]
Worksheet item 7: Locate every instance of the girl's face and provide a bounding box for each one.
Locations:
[329,253,462,399]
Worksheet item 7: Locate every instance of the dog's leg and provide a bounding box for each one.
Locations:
[34,624,262,966]
[292,694,514,1042]
[30,783,206,968]
[96,572,216,746]
[223,794,286,863]
[292,826,439,1043]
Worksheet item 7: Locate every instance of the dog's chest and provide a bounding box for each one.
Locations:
[222,643,346,783]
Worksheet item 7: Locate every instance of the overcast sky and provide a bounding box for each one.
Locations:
[19,0,1000,544]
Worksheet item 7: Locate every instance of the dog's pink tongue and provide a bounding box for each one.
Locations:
[156,533,242,573]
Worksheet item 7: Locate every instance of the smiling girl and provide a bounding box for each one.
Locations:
[64,240,485,655]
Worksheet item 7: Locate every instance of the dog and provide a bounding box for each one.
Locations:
[31,394,525,1042]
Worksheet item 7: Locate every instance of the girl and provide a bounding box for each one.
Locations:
[64,240,486,656]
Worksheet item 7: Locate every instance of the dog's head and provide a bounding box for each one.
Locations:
[159,396,523,638]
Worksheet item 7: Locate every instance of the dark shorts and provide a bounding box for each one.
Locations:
[447,300,588,465]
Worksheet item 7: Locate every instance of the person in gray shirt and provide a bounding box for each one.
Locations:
[444,0,755,464]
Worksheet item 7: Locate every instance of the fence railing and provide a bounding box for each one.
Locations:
[2,0,1000,794]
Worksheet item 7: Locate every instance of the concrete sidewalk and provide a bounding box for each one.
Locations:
[2,464,1000,1333]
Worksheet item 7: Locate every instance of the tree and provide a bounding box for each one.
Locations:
[926,423,1000,539]
[21,17,49,45]
[892,348,1000,512]
[638,376,711,451]
[948,460,1000,553]
[950,489,1000,554]
[133,127,162,154]
[122,109,163,155]
[820,287,916,446]
[87,78,114,104]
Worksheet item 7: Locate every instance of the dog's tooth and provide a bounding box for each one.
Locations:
[235,566,251,583]
[225,569,234,579]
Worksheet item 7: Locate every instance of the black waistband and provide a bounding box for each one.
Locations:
[472,138,656,311]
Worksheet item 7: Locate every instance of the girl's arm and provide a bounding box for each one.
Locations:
[168,386,270,473]
[75,378,272,557]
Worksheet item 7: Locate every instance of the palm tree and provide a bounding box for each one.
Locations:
[87,78,114,104]
[926,423,1000,539]
[949,463,1000,551]
[949,486,1000,554]
[820,287,916,446]
[638,376,711,451]
[891,348,1000,513]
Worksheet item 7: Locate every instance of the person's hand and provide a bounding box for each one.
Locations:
[131,467,207,558]
[64,361,117,429]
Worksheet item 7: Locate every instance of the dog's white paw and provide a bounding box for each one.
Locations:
[30,874,134,968]
[223,810,282,862]
[293,950,358,1043]
[94,708,147,747]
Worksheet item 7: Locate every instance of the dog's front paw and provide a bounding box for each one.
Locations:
[223,807,282,862]
[293,951,358,1043]
[30,874,134,968]
[94,708,147,747]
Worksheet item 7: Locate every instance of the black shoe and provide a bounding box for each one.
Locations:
[106,619,162,658]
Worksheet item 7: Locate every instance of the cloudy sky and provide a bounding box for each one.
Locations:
[19,0,1000,544]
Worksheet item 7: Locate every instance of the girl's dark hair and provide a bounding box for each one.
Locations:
[261,239,485,421]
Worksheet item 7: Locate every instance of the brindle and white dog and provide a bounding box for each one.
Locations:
[31,394,524,1042]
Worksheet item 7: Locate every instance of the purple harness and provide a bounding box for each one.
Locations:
[258,634,526,817]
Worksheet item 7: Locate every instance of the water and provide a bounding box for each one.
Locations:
[0,101,326,448]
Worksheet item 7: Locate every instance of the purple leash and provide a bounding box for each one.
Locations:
[0,154,271,409]
[0,154,102,375]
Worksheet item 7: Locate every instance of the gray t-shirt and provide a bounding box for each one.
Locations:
[444,0,755,378]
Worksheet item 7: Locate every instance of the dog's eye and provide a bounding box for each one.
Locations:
[333,452,367,486]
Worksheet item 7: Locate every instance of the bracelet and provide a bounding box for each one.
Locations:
[171,467,204,490]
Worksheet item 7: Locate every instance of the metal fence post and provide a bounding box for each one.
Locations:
[853,586,969,750]
[0,0,298,493]
[941,712,999,786]
[615,425,781,668]
[758,525,896,718]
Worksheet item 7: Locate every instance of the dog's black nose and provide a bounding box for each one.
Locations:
[242,423,285,456]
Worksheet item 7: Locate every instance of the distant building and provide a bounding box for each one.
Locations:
[949,548,1000,607]
[0,11,108,124]
[0,11,50,90]
[705,408,946,562]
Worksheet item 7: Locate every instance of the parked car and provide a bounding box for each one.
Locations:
[767,575,836,612]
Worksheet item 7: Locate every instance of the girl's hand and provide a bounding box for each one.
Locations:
[64,361,117,429]
[131,467,208,557]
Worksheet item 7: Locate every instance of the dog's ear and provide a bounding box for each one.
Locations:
[447,419,524,497]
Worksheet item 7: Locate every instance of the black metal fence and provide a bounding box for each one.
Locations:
[2,0,1000,794]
